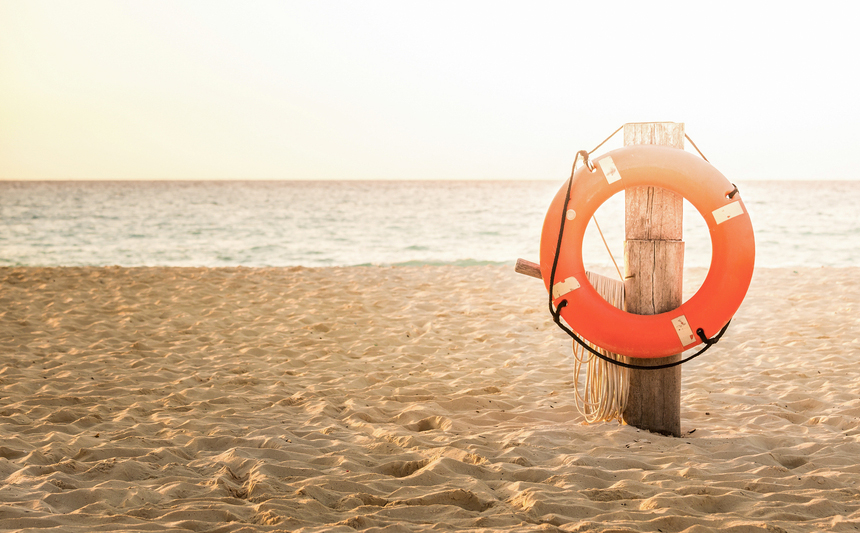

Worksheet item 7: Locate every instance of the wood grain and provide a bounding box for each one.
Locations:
[621,122,685,437]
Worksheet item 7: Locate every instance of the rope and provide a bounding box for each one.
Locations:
[588,125,624,156]
[554,303,730,370]
[571,271,628,423]
[684,133,709,162]
[582,125,711,164]
[592,215,624,283]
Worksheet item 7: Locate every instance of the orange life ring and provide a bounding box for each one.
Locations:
[539,144,755,359]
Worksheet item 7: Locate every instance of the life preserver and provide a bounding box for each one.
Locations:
[539,144,755,359]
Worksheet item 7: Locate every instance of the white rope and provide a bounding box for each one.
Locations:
[591,215,624,283]
[571,270,629,423]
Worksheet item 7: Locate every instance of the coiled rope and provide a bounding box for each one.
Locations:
[571,271,628,423]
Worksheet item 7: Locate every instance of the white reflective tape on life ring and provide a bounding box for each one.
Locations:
[597,156,621,184]
[671,315,697,346]
[712,201,745,224]
[552,277,580,299]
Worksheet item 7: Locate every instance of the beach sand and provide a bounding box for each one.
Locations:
[1,265,858,532]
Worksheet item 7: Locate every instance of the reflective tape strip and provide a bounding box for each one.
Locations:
[712,201,745,224]
[552,277,580,299]
[671,315,697,346]
[597,156,621,184]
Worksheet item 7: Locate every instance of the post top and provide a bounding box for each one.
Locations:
[623,123,685,149]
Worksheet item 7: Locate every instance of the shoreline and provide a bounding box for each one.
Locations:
[2,266,858,531]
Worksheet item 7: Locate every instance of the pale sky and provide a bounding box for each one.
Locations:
[1,1,858,181]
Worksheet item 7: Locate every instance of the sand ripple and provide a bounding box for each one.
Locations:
[1,266,859,532]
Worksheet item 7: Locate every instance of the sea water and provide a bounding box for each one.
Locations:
[1,180,857,268]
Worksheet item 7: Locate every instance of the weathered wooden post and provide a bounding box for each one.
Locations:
[622,122,685,436]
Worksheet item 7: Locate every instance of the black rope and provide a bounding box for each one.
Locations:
[547,128,731,370]
[550,298,731,370]
[548,152,581,301]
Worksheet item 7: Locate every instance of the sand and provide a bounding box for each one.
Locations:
[1,265,858,533]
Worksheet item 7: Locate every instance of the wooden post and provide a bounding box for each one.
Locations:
[622,122,685,437]
[515,258,543,280]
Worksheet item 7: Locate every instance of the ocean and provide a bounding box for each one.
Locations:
[1,180,857,268]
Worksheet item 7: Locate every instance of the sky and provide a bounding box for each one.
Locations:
[1,1,858,181]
